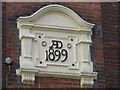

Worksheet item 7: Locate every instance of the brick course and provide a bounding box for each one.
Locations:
[101,2,119,88]
[2,2,119,88]
[0,2,2,90]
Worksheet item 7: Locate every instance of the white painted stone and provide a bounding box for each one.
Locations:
[16,4,97,87]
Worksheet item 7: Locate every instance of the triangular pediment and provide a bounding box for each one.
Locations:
[17,4,95,29]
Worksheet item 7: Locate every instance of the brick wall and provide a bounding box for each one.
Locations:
[2,2,119,88]
[0,1,2,89]
[101,2,119,88]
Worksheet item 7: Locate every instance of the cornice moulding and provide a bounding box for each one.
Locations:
[17,4,95,29]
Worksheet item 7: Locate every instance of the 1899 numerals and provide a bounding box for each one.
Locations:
[45,48,68,62]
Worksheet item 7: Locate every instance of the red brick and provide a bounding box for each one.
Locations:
[2,2,119,88]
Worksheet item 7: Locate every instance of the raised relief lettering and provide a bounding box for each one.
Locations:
[51,40,63,49]
[45,40,68,62]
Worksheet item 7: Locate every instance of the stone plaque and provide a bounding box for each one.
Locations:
[16,4,97,87]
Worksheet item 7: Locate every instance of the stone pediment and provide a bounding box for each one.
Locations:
[17,4,94,30]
